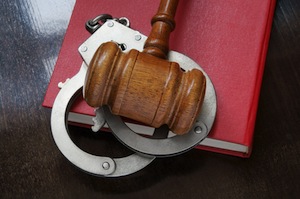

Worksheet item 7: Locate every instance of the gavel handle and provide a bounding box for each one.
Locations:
[143,0,179,59]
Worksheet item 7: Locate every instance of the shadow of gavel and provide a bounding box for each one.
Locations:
[83,0,206,135]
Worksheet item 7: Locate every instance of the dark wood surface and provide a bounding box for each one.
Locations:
[1,0,300,198]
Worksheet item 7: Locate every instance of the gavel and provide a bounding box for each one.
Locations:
[83,0,206,135]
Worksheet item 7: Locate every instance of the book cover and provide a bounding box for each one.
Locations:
[43,0,276,157]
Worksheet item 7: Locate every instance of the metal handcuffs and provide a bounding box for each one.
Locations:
[51,19,217,177]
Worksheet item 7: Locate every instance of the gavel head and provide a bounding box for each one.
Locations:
[83,42,206,135]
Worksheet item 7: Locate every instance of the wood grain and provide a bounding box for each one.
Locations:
[84,0,206,135]
[143,0,179,58]
[84,42,206,134]
[1,0,300,198]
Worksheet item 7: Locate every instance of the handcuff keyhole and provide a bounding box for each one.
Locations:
[118,43,127,51]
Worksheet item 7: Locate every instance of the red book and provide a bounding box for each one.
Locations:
[43,0,276,157]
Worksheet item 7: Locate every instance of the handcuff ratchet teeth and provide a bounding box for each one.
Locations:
[51,20,216,177]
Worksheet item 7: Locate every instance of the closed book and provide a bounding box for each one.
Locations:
[43,0,276,157]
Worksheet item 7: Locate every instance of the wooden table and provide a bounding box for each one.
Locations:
[1,0,299,198]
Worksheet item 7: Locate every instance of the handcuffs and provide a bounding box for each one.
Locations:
[51,17,217,177]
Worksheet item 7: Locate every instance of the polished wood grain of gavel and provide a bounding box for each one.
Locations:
[84,0,206,135]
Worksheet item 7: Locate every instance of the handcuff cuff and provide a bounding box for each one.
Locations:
[51,16,217,177]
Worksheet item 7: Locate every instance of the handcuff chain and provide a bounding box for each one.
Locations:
[85,14,130,34]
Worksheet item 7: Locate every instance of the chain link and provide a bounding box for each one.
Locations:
[85,14,130,34]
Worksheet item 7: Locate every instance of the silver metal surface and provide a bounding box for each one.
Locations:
[51,20,216,176]
[79,21,147,65]
[118,17,130,27]
[79,20,217,157]
[103,51,216,157]
[107,20,114,27]
[51,63,155,177]
[168,51,217,136]
[91,108,105,132]
[104,106,209,157]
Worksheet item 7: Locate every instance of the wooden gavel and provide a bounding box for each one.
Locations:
[83,0,206,135]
